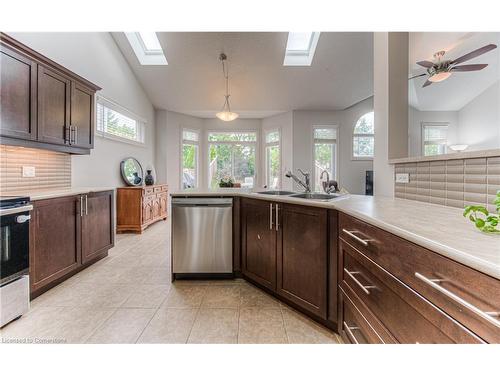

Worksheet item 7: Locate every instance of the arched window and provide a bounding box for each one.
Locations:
[353,112,374,159]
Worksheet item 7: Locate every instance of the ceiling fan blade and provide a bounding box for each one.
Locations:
[451,64,488,72]
[409,73,427,80]
[416,60,434,68]
[422,79,433,88]
[451,44,497,65]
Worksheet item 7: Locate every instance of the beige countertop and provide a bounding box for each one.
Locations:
[171,189,500,279]
[13,187,115,201]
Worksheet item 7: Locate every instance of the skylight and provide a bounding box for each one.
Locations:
[283,32,320,66]
[125,32,168,65]
[137,32,162,52]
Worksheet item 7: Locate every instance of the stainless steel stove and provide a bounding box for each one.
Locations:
[0,196,32,327]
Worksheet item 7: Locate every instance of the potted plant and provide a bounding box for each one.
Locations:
[463,190,500,233]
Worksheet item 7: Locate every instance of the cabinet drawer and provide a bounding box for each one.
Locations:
[341,240,482,343]
[341,287,394,344]
[153,186,162,193]
[161,185,168,192]
[339,213,500,343]
[143,187,154,196]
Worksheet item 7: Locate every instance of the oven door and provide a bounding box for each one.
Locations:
[0,210,30,284]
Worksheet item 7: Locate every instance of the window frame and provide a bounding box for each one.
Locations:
[421,122,449,156]
[95,95,146,146]
[264,128,282,189]
[312,125,339,193]
[180,128,200,190]
[206,130,259,189]
[283,32,321,66]
[352,111,375,161]
[124,32,168,65]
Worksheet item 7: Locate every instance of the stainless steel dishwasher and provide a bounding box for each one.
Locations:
[172,197,233,278]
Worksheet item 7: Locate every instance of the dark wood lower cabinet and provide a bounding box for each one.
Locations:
[81,191,114,265]
[277,203,328,319]
[29,191,114,298]
[30,195,82,296]
[241,198,277,290]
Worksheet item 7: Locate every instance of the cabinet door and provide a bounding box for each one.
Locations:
[152,196,161,219]
[81,191,114,265]
[241,198,276,290]
[142,199,153,224]
[277,204,328,319]
[0,44,37,140]
[70,81,94,149]
[159,193,168,217]
[37,65,71,145]
[30,195,81,294]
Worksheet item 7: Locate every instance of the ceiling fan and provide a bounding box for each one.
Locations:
[409,43,497,88]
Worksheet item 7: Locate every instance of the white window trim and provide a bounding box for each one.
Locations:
[206,130,259,189]
[264,128,282,189]
[421,122,449,156]
[352,112,375,161]
[180,128,200,190]
[95,95,147,147]
[312,125,339,192]
[124,32,167,65]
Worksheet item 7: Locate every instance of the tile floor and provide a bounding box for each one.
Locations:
[0,219,342,344]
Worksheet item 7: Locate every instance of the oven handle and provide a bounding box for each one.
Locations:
[0,205,33,217]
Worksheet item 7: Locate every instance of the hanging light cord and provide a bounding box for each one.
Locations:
[220,54,231,112]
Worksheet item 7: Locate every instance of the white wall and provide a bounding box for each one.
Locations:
[408,81,500,156]
[408,107,459,157]
[261,112,293,190]
[458,81,500,151]
[9,32,155,188]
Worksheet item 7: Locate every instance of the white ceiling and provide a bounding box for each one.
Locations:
[409,32,500,111]
[111,32,373,118]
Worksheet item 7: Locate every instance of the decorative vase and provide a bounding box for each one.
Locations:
[132,172,142,185]
[145,170,154,186]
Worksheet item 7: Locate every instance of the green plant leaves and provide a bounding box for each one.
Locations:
[463,198,500,234]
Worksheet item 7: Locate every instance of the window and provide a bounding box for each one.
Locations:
[208,132,257,189]
[283,32,321,66]
[313,127,337,192]
[182,129,199,189]
[353,112,374,159]
[96,97,145,144]
[125,32,167,65]
[422,123,448,156]
[265,130,281,189]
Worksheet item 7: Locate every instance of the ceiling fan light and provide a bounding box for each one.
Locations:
[216,111,239,122]
[429,72,451,83]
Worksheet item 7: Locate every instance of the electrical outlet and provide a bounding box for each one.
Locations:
[395,173,409,184]
[22,166,36,178]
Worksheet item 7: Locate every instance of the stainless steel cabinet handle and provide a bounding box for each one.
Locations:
[275,204,279,231]
[80,196,84,216]
[73,125,78,144]
[342,229,372,247]
[269,203,273,230]
[85,194,88,215]
[343,322,361,344]
[415,272,500,328]
[344,268,375,295]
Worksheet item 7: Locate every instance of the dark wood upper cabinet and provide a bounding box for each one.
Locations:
[29,195,82,295]
[37,65,71,145]
[0,33,100,154]
[71,82,95,149]
[0,44,37,140]
[81,191,114,265]
[277,203,328,319]
[241,198,277,291]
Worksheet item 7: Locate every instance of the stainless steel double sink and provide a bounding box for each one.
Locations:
[256,190,340,201]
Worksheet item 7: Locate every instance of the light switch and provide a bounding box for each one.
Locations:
[395,173,409,184]
[22,166,36,178]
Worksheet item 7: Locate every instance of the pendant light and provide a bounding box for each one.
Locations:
[216,53,239,122]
